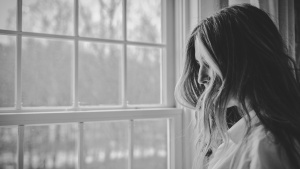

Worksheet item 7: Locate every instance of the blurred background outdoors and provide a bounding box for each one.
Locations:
[0,0,168,169]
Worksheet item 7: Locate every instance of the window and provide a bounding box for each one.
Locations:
[0,0,182,169]
[1,0,172,110]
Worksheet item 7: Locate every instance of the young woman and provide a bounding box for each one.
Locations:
[175,4,300,169]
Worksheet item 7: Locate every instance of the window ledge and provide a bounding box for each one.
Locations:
[0,108,183,126]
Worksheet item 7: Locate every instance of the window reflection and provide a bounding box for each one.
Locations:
[24,124,78,169]
[133,119,168,169]
[83,121,129,169]
[22,0,74,35]
[79,0,123,39]
[127,46,162,105]
[0,126,18,169]
[0,0,17,30]
[0,35,16,108]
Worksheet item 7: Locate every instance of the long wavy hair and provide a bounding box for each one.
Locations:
[175,4,300,169]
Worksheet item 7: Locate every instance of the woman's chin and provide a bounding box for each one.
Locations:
[226,99,238,108]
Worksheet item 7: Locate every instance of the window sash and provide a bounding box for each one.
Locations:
[0,108,183,169]
[0,0,176,111]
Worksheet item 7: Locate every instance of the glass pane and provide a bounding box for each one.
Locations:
[0,126,18,169]
[133,119,168,169]
[0,35,16,107]
[24,124,78,169]
[79,42,122,106]
[127,0,162,43]
[127,46,161,105]
[83,121,129,169]
[0,0,17,30]
[79,0,123,40]
[22,0,74,35]
[22,37,73,107]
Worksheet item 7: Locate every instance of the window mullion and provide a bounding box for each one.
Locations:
[16,34,22,110]
[162,0,167,44]
[128,119,134,169]
[74,0,79,109]
[161,48,165,105]
[161,0,167,106]
[122,44,127,108]
[17,1,23,166]
[165,0,176,107]
[167,118,171,169]
[16,0,22,110]
[18,125,24,169]
[122,0,128,108]
[78,122,84,169]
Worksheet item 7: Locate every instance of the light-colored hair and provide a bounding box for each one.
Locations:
[175,4,300,169]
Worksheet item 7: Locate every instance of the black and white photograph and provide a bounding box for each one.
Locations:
[0,0,299,169]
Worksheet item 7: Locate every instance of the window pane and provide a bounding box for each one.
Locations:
[79,0,123,40]
[22,38,73,107]
[127,0,162,43]
[0,126,18,169]
[127,46,161,105]
[83,121,129,169]
[0,0,17,30]
[0,35,16,107]
[24,124,78,169]
[79,42,122,106]
[22,0,74,35]
[133,119,168,169]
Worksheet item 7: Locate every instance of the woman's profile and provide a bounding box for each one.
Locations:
[175,4,300,169]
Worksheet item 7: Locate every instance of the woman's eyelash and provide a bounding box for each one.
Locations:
[196,57,210,68]
[197,61,209,68]
[203,62,209,68]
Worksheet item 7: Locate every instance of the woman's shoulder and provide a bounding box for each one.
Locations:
[209,120,294,169]
[244,126,289,169]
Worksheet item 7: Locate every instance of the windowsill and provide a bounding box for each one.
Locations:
[0,104,177,113]
[0,108,183,126]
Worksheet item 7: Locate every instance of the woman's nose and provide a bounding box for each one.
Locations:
[198,66,210,85]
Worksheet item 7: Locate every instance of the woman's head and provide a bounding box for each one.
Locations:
[177,3,297,110]
[176,3,300,168]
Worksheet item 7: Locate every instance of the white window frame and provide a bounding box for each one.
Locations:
[0,0,186,169]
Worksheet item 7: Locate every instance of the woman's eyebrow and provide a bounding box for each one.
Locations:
[199,55,208,63]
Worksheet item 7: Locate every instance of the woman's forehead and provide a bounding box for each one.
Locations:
[194,37,212,62]
[194,36,223,77]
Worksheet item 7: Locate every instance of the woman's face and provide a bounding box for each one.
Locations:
[194,38,218,88]
[195,37,238,108]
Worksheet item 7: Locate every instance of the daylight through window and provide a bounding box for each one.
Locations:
[0,0,167,110]
[0,0,180,169]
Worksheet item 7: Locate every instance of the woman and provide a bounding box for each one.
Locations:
[175,4,300,169]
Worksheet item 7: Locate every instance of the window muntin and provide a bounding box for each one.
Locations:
[0,0,168,110]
